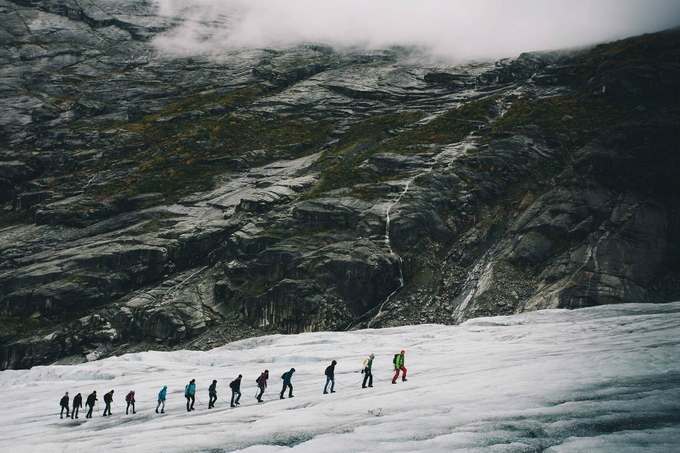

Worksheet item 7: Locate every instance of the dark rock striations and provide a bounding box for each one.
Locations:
[1,1,679,368]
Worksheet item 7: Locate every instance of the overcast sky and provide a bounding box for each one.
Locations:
[152,0,680,60]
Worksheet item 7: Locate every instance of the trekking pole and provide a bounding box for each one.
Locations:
[195,395,204,406]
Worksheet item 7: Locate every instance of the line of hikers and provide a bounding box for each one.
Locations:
[58,351,408,418]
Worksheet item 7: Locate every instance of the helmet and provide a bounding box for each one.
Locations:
[369,353,375,358]
[401,350,405,354]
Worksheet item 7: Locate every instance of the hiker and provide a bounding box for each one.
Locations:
[59,392,70,419]
[208,380,218,409]
[362,353,375,388]
[324,360,337,394]
[125,391,136,414]
[256,370,269,403]
[85,391,97,418]
[279,368,296,399]
[185,379,196,412]
[71,393,83,419]
[103,390,114,416]
[392,350,407,384]
[156,386,167,413]
[229,375,242,407]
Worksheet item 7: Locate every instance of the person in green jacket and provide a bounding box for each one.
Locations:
[362,353,375,388]
[392,350,407,384]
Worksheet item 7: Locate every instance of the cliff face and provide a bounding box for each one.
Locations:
[1,0,679,369]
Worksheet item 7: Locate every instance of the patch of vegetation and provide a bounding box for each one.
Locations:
[86,86,333,200]
[307,111,424,197]
[0,210,32,229]
[490,94,628,148]
[381,97,497,150]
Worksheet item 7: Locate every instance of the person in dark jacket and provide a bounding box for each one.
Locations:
[324,360,337,394]
[85,391,97,418]
[125,390,136,414]
[71,393,83,419]
[185,379,196,412]
[102,390,114,416]
[279,368,295,399]
[362,353,375,388]
[59,392,70,419]
[156,386,167,413]
[229,375,242,407]
[208,380,218,409]
[256,370,269,403]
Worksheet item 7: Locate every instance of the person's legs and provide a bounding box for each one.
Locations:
[368,371,373,387]
[280,383,286,399]
[231,390,236,407]
[324,376,331,393]
[330,378,335,393]
[392,368,400,383]
[288,383,294,398]
[190,395,195,410]
[186,395,191,412]
[401,366,407,381]
[235,390,241,404]
[257,386,264,402]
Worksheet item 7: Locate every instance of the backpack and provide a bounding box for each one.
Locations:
[184,385,189,396]
[393,353,399,365]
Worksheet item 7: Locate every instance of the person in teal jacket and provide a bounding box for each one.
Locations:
[279,368,296,399]
[392,350,407,384]
[156,386,167,413]
[185,379,196,412]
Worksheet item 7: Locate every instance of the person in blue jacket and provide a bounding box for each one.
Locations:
[156,386,167,413]
[185,379,196,412]
[279,368,296,399]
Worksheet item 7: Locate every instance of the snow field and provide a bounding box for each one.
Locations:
[1,303,679,452]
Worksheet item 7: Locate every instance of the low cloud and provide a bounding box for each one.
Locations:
[151,0,680,61]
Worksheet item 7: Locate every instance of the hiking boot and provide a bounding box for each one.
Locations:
[362,386,366,389]
[331,390,336,393]
[391,381,397,384]
[231,404,235,407]
[324,391,328,394]
[402,378,407,382]
[289,395,294,398]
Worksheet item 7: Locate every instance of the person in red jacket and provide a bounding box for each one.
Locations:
[125,391,136,414]
[256,370,269,403]
[392,350,407,384]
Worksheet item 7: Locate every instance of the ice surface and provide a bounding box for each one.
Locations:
[1,303,679,452]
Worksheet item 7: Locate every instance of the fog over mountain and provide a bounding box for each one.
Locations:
[152,0,680,60]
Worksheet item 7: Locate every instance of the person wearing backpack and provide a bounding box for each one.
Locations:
[229,375,242,407]
[85,391,97,418]
[362,354,375,388]
[279,368,295,399]
[392,350,407,384]
[71,393,83,419]
[185,379,196,412]
[208,380,218,409]
[102,390,114,416]
[256,370,269,403]
[156,386,167,414]
[125,390,136,414]
[59,392,70,419]
[323,360,337,394]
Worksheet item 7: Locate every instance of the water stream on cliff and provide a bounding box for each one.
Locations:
[363,135,482,328]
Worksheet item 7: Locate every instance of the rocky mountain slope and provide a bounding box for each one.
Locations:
[1,0,679,369]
